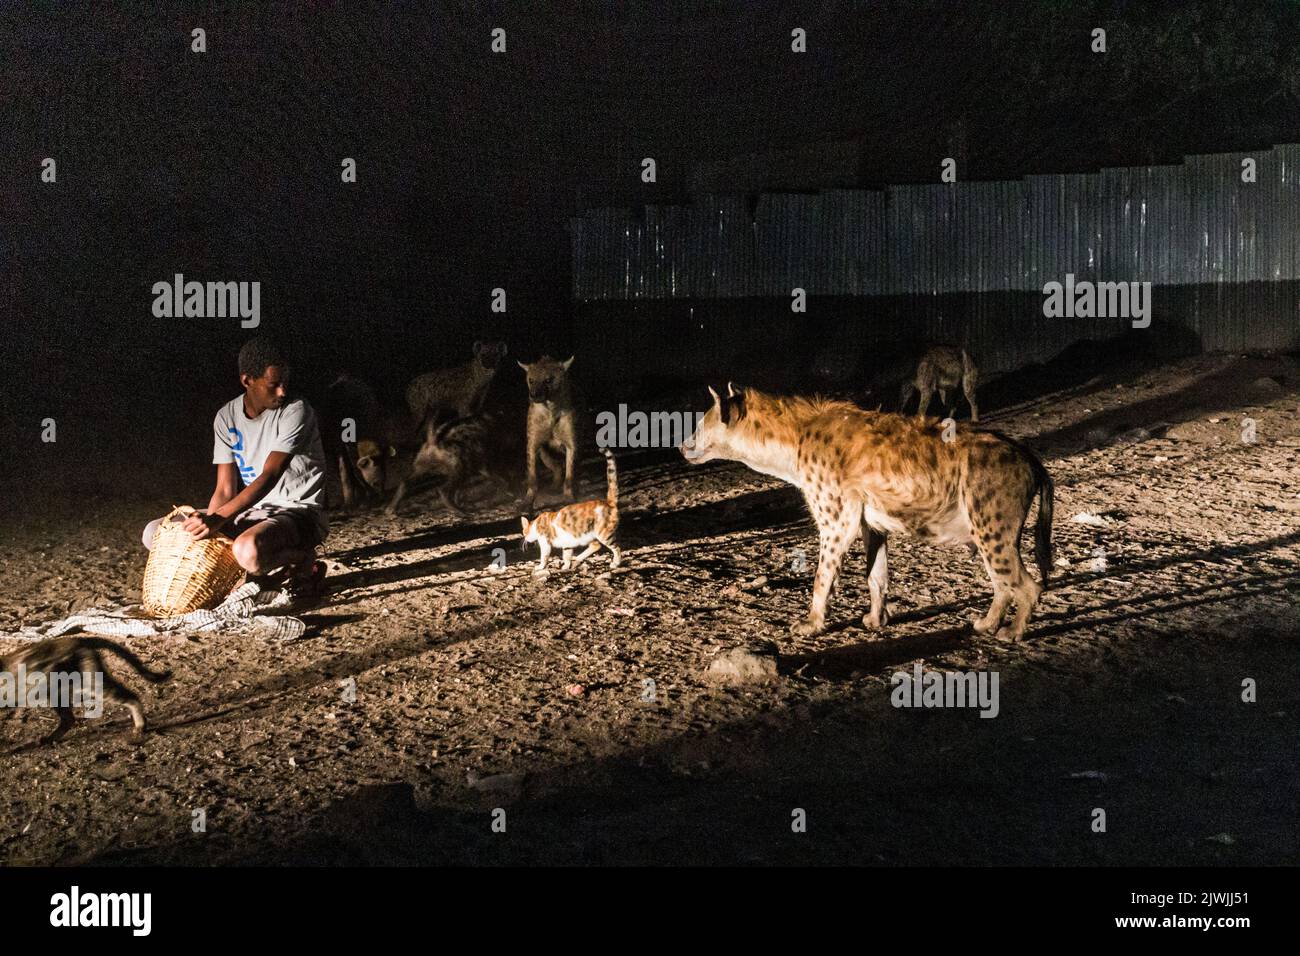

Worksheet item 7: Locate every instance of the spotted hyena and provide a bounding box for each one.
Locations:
[680,384,1053,641]
[518,355,580,509]
[900,345,979,422]
[406,340,507,422]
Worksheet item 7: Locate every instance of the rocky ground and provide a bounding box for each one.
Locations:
[1,352,1298,865]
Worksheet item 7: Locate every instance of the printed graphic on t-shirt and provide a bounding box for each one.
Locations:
[228,425,257,484]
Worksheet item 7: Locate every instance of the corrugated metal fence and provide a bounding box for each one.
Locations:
[570,144,1300,381]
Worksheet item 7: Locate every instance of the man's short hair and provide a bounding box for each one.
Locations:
[238,336,289,379]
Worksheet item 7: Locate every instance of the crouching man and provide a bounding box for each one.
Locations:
[141,336,330,598]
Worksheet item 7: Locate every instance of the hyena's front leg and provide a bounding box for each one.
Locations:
[523,432,542,508]
[861,523,890,629]
[562,442,576,500]
[336,452,358,509]
[387,445,437,515]
[791,500,859,638]
[963,373,979,422]
[917,385,934,419]
[536,444,564,489]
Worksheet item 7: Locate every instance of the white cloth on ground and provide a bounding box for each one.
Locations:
[0,581,308,644]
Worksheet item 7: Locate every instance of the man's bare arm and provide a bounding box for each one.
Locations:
[188,453,293,539]
[206,462,240,514]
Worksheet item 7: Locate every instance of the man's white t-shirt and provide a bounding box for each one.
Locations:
[212,396,329,540]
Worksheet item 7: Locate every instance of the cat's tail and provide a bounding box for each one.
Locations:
[81,638,172,683]
[602,447,618,515]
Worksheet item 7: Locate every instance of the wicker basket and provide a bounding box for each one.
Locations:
[142,506,245,617]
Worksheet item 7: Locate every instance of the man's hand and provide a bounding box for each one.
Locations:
[184,511,228,542]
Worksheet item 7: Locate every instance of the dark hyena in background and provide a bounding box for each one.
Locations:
[406,340,508,423]
[900,345,980,422]
[380,412,508,515]
[321,373,422,509]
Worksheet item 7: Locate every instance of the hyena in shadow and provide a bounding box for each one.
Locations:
[900,345,979,422]
[406,340,508,422]
[681,385,1053,641]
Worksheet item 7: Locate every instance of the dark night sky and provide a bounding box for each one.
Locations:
[2,0,1297,395]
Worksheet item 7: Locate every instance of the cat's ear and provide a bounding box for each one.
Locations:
[561,355,575,370]
[473,341,483,356]
[520,516,530,534]
[727,381,737,397]
[517,360,529,371]
[707,385,720,406]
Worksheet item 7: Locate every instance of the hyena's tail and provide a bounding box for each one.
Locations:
[1028,452,1054,587]
[82,638,172,683]
[602,447,618,514]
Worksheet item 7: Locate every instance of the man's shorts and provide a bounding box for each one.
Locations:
[142,507,324,553]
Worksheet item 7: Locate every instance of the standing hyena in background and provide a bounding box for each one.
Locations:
[518,355,580,509]
[681,384,1052,641]
[406,340,507,422]
[900,344,979,421]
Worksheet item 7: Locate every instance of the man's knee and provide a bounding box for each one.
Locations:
[231,533,269,574]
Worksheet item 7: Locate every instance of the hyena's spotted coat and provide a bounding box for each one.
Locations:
[682,385,1053,641]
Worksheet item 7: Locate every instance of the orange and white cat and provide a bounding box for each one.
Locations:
[521,448,621,575]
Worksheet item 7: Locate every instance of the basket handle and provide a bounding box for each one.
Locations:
[163,504,199,523]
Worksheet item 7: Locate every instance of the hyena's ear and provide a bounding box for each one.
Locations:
[720,385,746,425]
[561,355,575,370]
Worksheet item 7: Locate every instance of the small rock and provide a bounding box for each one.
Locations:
[565,683,585,697]
[466,770,526,798]
[1070,512,1110,527]
[1249,376,1282,395]
[706,644,779,684]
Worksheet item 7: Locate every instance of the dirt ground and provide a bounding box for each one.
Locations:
[2,352,1298,865]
